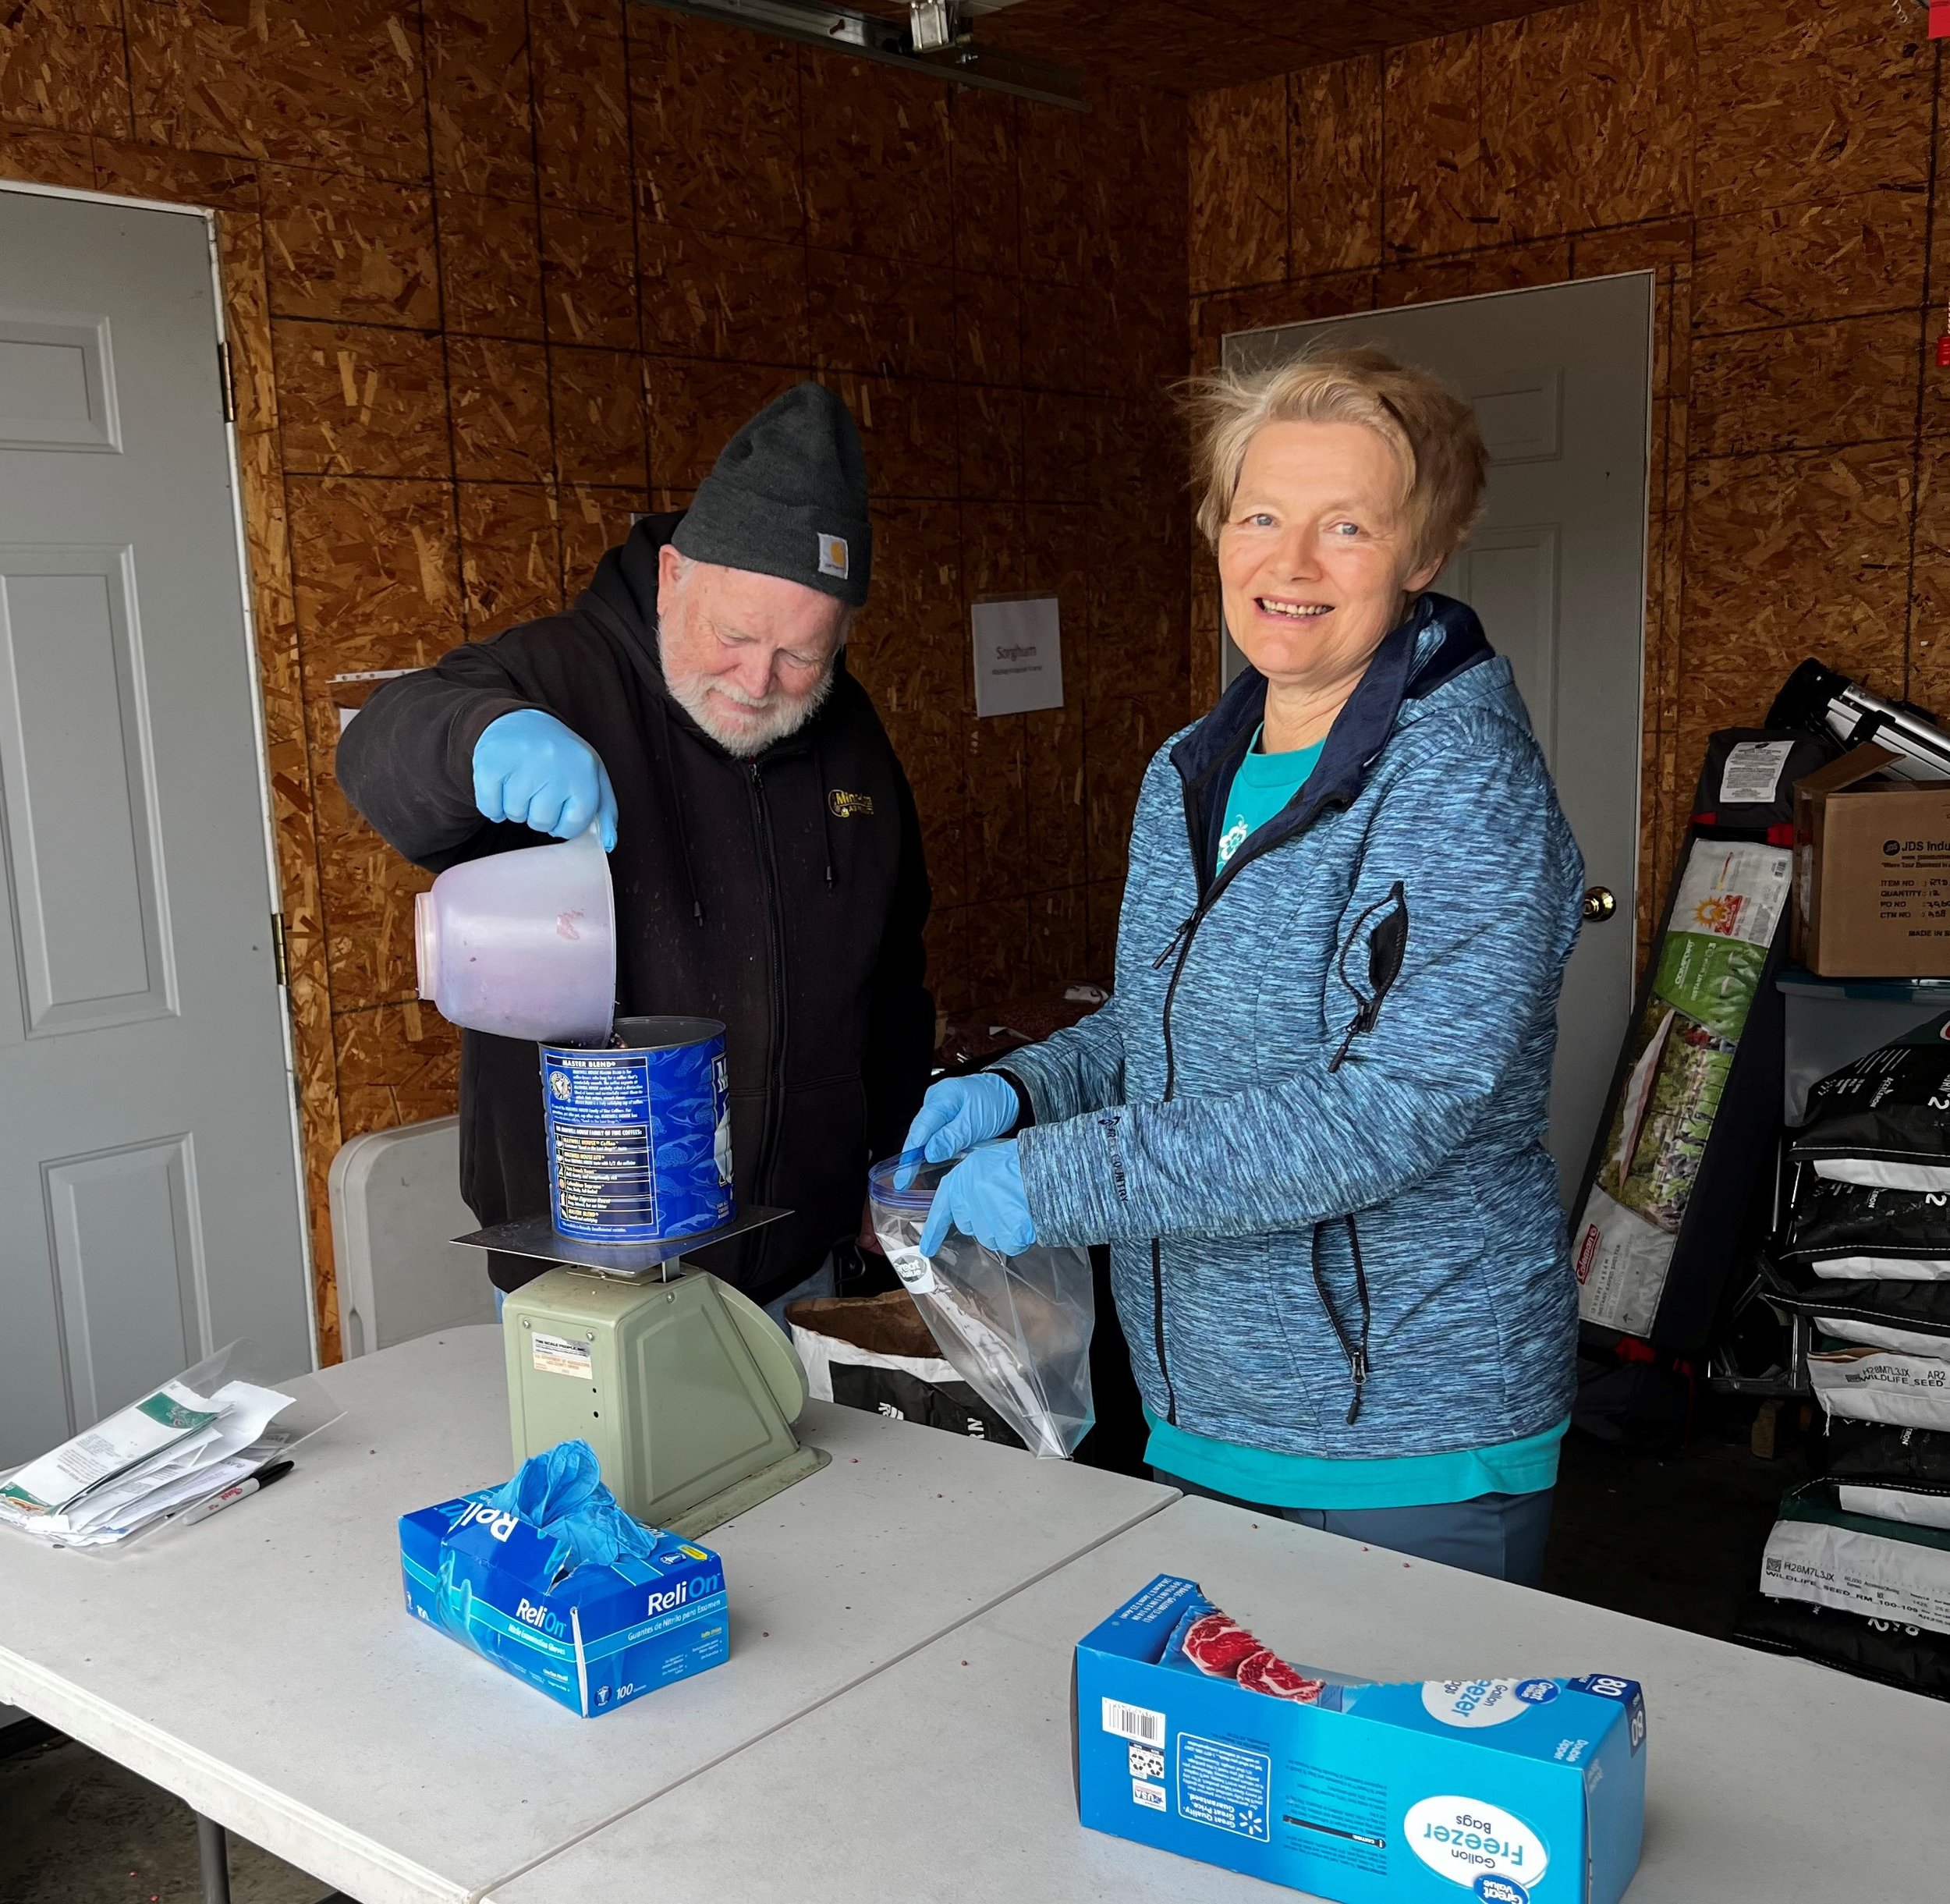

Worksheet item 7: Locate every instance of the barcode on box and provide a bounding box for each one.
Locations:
[1101,1697,1165,1745]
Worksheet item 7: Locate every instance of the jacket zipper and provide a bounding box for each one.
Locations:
[746,761,789,1214]
[1146,782,1370,1430]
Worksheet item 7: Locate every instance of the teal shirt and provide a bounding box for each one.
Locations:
[1216,728,1324,871]
[1176,725,1567,1509]
[1145,1409,1569,1510]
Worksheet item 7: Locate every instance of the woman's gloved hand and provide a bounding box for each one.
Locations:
[902,1073,1019,1172]
[919,1140,1037,1257]
[472,708,619,849]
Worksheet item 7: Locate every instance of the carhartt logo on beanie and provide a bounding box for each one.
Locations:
[673,381,871,607]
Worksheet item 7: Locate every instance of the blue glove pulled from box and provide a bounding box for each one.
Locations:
[485,1438,658,1577]
[400,1438,728,1716]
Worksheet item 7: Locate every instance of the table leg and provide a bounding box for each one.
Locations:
[194,1812,231,1904]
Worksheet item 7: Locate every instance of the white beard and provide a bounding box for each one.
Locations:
[658,628,835,758]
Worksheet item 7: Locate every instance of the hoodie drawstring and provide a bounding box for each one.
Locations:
[651,694,705,925]
[815,736,836,892]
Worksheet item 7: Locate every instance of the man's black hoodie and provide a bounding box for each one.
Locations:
[336,513,934,1303]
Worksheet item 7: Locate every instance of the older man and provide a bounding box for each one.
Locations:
[338,383,933,1316]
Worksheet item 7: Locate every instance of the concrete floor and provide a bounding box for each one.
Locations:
[0,1402,1813,1902]
[0,1723,332,1904]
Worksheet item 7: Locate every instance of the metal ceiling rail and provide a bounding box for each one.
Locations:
[633,0,1090,111]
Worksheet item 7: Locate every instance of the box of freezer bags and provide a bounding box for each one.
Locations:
[399,1439,727,1716]
[1073,1576,1646,1904]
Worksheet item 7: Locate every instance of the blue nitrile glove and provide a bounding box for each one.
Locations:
[900,1073,1020,1183]
[485,1438,656,1573]
[918,1140,1037,1257]
[472,709,619,850]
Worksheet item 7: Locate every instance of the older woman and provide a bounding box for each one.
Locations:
[905,347,1586,1585]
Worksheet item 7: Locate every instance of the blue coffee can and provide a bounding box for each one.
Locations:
[541,1015,734,1242]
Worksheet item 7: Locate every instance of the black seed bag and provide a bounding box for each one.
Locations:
[1791,1012,1950,1190]
[1782,1172,1950,1273]
[1764,1264,1950,1349]
[1736,1591,1950,1701]
[1816,1417,1950,1489]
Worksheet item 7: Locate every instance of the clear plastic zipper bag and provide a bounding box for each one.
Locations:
[868,1151,1095,1459]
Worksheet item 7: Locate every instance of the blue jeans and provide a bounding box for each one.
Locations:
[1154,1470,1554,1587]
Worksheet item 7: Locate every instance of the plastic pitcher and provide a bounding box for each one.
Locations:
[414,829,616,1046]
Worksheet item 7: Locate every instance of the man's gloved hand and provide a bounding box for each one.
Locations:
[901,1073,1019,1175]
[472,709,618,849]
[918,1140,1037,1257]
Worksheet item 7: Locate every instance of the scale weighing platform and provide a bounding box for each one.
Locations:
[455,1206,829,1537]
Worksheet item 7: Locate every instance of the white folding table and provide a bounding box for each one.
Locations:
[483,1494,1949,1903]
[0,1326,1175,1904]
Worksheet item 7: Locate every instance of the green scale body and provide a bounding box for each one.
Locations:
[501,1265,828,1539]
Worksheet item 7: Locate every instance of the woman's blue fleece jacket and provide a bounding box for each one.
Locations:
[1000,594,1587,1459]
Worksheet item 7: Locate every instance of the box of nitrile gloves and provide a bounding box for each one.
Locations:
[399,1494,728,1716]
[1073,1576,1645,1904]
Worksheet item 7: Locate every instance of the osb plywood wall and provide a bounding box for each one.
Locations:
[1184,0,1943,949]
[0,0,1190,1360]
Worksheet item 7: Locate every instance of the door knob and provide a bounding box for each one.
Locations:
[1583,886,1617,923]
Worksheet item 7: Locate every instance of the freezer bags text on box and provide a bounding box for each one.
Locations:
[1074,1575,1646,1904]
[399,1494,727,1715]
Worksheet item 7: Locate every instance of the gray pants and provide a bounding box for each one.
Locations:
[1154,1470,1555,1587]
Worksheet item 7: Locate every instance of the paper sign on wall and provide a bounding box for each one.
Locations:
[972,595,1064,718]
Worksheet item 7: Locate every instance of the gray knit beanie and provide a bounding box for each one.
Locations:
[672,381,872,608]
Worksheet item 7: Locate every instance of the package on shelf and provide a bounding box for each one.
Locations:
[1809,1344,1950,1431]
[1074,1574,1646,1904]
[1832,1482,1950,1531]
[1734,1590,1950,1701]
[1573,839,1792,1336]
[1815,1416,1950,1490]
[1759,1483,1950,1636]
[1788,1012,1950,1192]
[1779,1172,1950,1282]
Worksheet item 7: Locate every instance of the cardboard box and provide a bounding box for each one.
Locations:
[399,1493,728,1716]
[1074,1576,1645,1904]
[1794,743,1950,977]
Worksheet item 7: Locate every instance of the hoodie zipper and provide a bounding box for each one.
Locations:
[1147,781,1378,1429]
[746,761,789,1214]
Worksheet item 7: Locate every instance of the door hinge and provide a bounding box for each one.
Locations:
[271,911,289,987]
[217,339,236,423]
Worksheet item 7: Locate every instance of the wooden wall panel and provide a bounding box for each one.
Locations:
[1189,0,1940,969]
[2,0,1189,1359]
[1188,76,1287,293]
[1290,56,1381,278]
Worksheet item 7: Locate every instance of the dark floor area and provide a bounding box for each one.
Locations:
[0,1721,331,1904]
[1543,1397,1810,1640]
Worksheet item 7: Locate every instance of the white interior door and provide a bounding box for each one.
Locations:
[1223,275,1651,1202]
[0,186,312,1466]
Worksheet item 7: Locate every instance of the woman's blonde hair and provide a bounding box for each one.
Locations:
[1186,346,1487,567]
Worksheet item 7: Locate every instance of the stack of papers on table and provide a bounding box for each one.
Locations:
[0,1375,296,1548]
